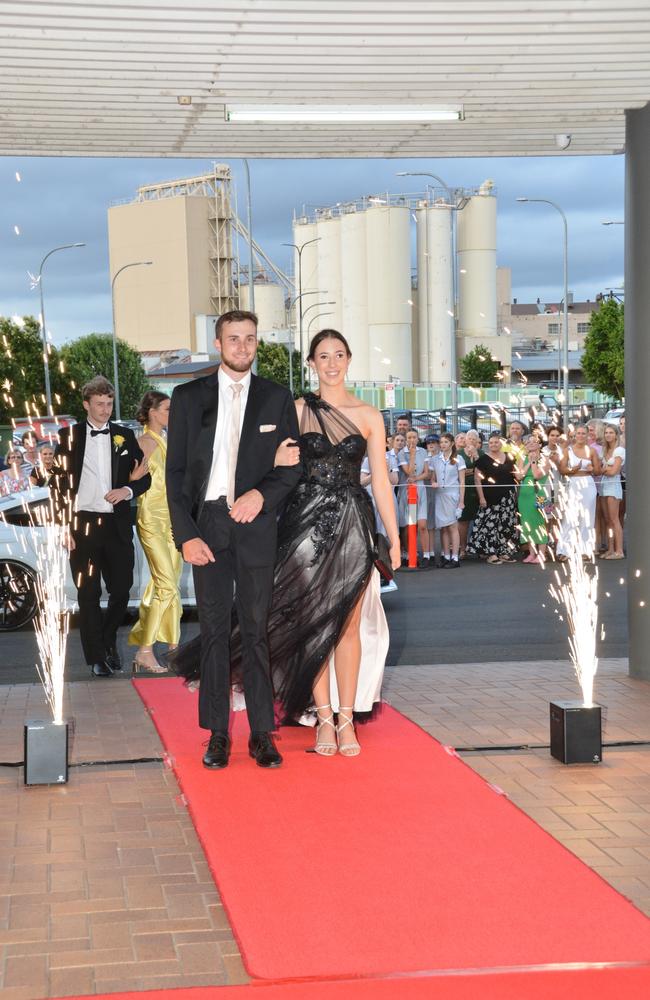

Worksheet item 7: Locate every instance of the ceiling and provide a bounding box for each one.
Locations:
[1,0,649,158]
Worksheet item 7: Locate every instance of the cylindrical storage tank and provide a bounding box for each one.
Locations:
[457,187,497,340]
[315,215,343,336]
[340,209,369,380]
[415,205,429,382]
[239,282,286,333]
[292,219,319,351]
[365,205,412,382]
[425,204,454,383]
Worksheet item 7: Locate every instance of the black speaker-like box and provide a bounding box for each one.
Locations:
[550,701,602,765]
[24,720,69,785]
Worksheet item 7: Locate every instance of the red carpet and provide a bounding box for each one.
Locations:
[83,964,650,1000]
[134,678,650,987]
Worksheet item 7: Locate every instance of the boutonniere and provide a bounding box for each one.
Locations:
[112,434,125,450]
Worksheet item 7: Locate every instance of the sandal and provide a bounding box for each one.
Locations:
[486,555,502,565]
[132,649,166,675]
[314,704,337,756]
[337,707,361,757]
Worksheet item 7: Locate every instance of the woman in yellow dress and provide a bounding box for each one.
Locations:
[129,390,182,673]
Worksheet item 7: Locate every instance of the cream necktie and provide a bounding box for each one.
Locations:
[226,382,244,508]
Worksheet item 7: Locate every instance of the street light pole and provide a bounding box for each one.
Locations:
[37,242,86,415]
[517,197,570,414]
[111,261,153,420]
[282,237,321,390]
[286,289,327,396]
[397,170,459,432]
[306,310,335,390]
[242,160,257,374]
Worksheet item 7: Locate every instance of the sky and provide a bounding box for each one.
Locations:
[0,153,625,346]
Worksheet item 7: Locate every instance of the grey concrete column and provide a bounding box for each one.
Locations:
[625,105,650,679]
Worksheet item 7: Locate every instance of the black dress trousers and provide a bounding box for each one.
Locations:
[193,499,276,734]
[70,511,135,665]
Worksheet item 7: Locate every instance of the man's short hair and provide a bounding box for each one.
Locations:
[215,310,258,341]
[81,376,115,401]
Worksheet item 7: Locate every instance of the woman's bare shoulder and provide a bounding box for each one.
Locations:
[139,434,159,457]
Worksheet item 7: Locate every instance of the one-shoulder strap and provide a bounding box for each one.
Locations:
[300,393,363,445]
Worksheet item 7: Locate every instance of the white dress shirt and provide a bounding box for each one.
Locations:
[204,368,251,501]
[75,422,113,513]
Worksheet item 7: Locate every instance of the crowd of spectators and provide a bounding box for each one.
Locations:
[0,431,57,496]
[363,413,626,568]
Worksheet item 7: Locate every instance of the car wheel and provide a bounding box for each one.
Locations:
[0,561,39,631]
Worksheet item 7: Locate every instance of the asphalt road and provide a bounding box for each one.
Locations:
[0,557,628,685]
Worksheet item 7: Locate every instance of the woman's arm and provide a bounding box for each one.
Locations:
[474,466,487,506]
[274,437,300,468]
[602,454,623,477]
[366,410,400,568]
[458,466,466,507]
[590,447,602,475]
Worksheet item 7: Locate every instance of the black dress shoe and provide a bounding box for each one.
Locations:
[202,732,231,769]
[248,732,283,768]
[105,647,122,672]
[90,660,113,677]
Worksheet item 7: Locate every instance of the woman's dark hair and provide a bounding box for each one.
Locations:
[136,390,169,426]
[488,431,503,442]
[307,329,351,360]
[439,431,458,464]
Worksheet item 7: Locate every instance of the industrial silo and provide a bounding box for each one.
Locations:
[366,204,412,382]
[457,181,497,341]
[340,208,369,380]
[416,201,454,383]
[239,281,286,334]
[315,213,343,336]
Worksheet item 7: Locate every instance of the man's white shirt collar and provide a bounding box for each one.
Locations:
[218,367,251,393]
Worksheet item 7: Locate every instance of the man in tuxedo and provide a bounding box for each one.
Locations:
[166,310,301,770]
[51,376,151,677]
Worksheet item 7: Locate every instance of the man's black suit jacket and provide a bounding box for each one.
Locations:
[166,370,301,559]
[51,421,151,540]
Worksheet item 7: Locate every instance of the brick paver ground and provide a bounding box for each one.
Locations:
[0,659,648,997]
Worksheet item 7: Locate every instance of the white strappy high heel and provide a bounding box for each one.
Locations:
[337,706,361,757]
[314,704,338,756]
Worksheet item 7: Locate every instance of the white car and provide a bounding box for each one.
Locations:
[603,407,625,426]
[0,487,195,631]
[0,487,396,630]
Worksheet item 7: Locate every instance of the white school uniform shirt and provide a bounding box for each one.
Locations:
[75,421,114,513]
[204,367,252,500]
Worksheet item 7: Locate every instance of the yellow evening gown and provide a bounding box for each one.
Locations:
[128,427,182,648]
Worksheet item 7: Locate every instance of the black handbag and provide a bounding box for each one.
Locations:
[373,533,394,582]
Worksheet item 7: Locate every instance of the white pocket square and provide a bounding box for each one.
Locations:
[259,424,276,433]
[120,449,129,456]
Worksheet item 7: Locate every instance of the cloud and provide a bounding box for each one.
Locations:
[0,152,624,346]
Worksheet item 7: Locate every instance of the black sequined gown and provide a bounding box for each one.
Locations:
[168,393,389,723]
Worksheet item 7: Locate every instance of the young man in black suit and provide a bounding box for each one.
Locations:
[166,310,301,770]
[51,376,151,677]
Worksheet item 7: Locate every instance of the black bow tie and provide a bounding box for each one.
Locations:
[89,426,110,437]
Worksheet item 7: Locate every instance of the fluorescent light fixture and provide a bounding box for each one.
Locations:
[225,104,463,124]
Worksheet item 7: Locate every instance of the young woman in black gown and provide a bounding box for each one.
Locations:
[170,330,400,756]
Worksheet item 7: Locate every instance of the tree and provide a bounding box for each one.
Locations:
[0,315,66,424]
[581,297,624,398]
[256,339,303,396]
[459,344,500,386]
[58,334,151,420]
